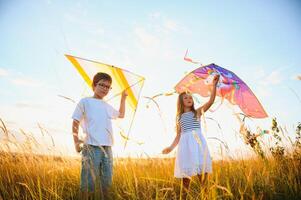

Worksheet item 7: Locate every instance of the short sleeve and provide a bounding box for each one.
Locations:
[72,99,85,121]
[106,103,120,119]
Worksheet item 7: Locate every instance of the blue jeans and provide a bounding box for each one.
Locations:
[80,144,113,194]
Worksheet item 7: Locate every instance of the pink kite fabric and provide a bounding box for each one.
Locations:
[175,63,268,118]
[184,49,199,64]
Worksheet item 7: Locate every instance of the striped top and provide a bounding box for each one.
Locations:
[179,111,201,132]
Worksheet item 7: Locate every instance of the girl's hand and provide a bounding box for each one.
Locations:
[162,146,173,154]
[212,74,220,86]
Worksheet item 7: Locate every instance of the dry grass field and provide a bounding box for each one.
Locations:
[0,119,300,199]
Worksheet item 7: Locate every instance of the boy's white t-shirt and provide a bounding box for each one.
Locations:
[72,97,120,146]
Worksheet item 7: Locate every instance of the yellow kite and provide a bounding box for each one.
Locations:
[65,54,145,147]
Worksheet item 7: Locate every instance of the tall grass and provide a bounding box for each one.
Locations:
[0,118,300,199]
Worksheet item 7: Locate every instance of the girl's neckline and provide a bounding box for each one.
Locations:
[183,111,192,114]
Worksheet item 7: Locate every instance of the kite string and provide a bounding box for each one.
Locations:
[143,96,168,135]
[123,80,145,149]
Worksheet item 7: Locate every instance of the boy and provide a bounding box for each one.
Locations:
[72,72,127,199]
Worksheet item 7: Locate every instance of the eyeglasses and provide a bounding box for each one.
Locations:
[97,83,112,90]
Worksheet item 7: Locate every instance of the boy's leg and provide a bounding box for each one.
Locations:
[99,146,113,199]
[80,145,101,198]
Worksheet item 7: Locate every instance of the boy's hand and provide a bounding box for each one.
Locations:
[212,74,220,86]
[75,141,83,153]
[121,90,128,99]
[162,146,172,154]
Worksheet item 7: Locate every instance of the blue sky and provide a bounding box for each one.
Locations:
[0,0,300,158]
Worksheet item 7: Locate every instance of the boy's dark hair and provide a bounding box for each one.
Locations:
[92,72,112,87]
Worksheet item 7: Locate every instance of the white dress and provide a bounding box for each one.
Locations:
[174,111,212,178]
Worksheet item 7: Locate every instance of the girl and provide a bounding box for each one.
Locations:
[162,74,220,198]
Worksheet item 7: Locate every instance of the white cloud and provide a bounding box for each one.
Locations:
[255,68,265,78]
[11,77,43,87]
[289,74,301,81]
[134,27,160,47]
[15,102,47,110]
[148,12,181,34]
[0,68,46,89]
[255,86,271,98]
[45,0,53,5]
[89,28,105,35]
[133,13,182,51]
[163,19,179,32]
[149,12,161,19]
[259,69,283,86]
[0,68,8,77]
[63,5,106,35]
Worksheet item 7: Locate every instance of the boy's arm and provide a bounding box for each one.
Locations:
[118,91,128,118]
[197,74,220,116]
[72,119,82,153]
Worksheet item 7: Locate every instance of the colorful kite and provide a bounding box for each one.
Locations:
[65,54,145,147]
[184,49,200,64]
[175,63,268,118]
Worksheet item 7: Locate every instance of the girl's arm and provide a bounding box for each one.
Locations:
[197,74,220,117]
[118,91,128,118]
[162,125,181,154]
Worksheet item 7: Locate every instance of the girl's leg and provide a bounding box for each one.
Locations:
[182,178,190,200]
[197,173,209,185]
[197,173,210,198]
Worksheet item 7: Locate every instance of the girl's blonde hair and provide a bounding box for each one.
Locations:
[176,92,197,133]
